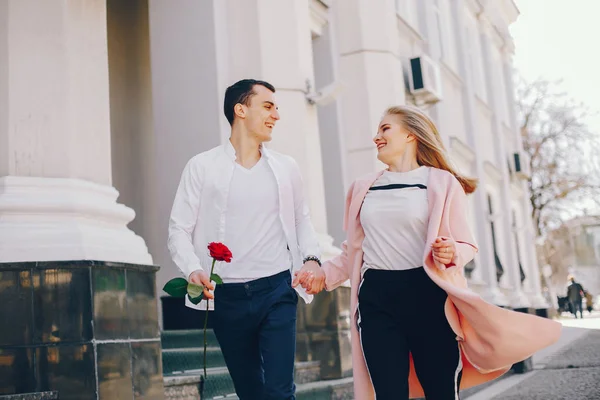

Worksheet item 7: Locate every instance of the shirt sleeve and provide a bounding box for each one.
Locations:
[167,157,205,279]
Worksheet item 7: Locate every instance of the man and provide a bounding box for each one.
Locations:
[567,276,585,319]
[168,79,322,399]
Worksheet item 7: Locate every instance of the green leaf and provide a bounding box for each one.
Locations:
[211,273,223,285]
[188,292,203,305]
[163,278,188,297]
[187,282,204,299]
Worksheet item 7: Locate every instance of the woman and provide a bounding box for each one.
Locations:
[294,105,561,399]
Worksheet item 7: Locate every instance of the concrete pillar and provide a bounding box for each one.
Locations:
[450,0,507,305]
[332,0,405,183]
[0,0,151,264]
[479,23,529,308]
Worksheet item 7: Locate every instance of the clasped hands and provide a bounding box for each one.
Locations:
[292,260,326,295]
[192,237,455,299]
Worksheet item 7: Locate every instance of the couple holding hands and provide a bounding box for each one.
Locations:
[168,79,561,400]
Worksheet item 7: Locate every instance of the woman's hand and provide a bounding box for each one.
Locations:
[431,236,456,266]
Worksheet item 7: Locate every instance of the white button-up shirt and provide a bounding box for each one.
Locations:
[168,140,320,304]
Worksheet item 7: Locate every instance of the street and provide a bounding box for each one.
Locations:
[465,312,600,400]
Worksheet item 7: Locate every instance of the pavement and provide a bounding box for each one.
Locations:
[464,311,600,400]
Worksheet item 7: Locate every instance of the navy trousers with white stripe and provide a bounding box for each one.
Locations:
[213,270,298,400]
[358,267,463,400]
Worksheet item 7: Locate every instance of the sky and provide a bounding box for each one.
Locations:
[510,0,600,132]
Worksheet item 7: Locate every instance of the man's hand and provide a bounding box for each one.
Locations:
[189,269,216,300]
[431,236,456,266]
[292,261,325,295]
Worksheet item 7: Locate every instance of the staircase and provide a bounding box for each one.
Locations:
[161,329,354,400]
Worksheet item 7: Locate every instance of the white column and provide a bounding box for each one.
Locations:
[478,22,529,308]
[332,0,405,183]
[218,0,339,258]
[501,48,548,309]
[0,0,151,264]
[450,0,507,305]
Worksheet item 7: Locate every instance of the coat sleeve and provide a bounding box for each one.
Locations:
[440,176,478,270]
[449,179,478,268]
[322,181,355,290]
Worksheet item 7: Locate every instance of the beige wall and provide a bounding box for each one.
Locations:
[148,0,225,295]
[107,0,158,257]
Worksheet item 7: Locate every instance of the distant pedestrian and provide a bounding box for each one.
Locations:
[567,276,585,319]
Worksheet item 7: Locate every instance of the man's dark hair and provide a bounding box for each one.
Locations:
[223,79,276,126]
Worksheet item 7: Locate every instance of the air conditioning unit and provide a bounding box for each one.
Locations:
[408,55,443,104]
[512,151,531,179]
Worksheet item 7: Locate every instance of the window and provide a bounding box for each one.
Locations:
[488,194,504,283]
[512,210,526,284]
[464,12,487,101]
[435,0,458,72]
[492,47,510,124]
[430,1,442,60]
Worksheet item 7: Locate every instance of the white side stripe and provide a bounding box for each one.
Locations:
[357,279,376,399]
[454,343,464,400]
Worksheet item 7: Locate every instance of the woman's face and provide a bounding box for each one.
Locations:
[373,114,416,166]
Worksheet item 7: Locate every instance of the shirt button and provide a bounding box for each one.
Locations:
[244,284,249,289]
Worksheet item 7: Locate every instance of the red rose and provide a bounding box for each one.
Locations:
[208,242,232,263]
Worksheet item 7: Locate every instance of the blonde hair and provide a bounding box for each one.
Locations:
[384,105,478,194]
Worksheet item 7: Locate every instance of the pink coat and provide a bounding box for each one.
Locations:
[322,168,562,399]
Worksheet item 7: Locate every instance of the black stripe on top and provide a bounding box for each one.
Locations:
[369,183,427,191]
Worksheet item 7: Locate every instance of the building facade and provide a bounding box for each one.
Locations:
[0,0,552,397]
[0,0,548,324]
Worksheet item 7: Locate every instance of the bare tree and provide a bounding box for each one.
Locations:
[517,78,600,236]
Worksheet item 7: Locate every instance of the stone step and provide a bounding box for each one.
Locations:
[162,329,219,350]
[164,372,352,400]
[164,361,323,400]
[162,347,226,374]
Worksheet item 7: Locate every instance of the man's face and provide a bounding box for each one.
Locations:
[240,85,280,142]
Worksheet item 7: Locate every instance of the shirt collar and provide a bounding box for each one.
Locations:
[224,139,271,161]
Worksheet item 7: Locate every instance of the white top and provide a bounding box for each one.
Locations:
[221,157,291,282]
[360,166,430,274]
[168,141,321,306]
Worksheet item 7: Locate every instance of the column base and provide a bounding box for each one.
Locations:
[481,287,510,307]
[0,260,163,399]
[527,293,550,309]
[0,176,152,264]
[296,285,353,380]
[508,290,532,309]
